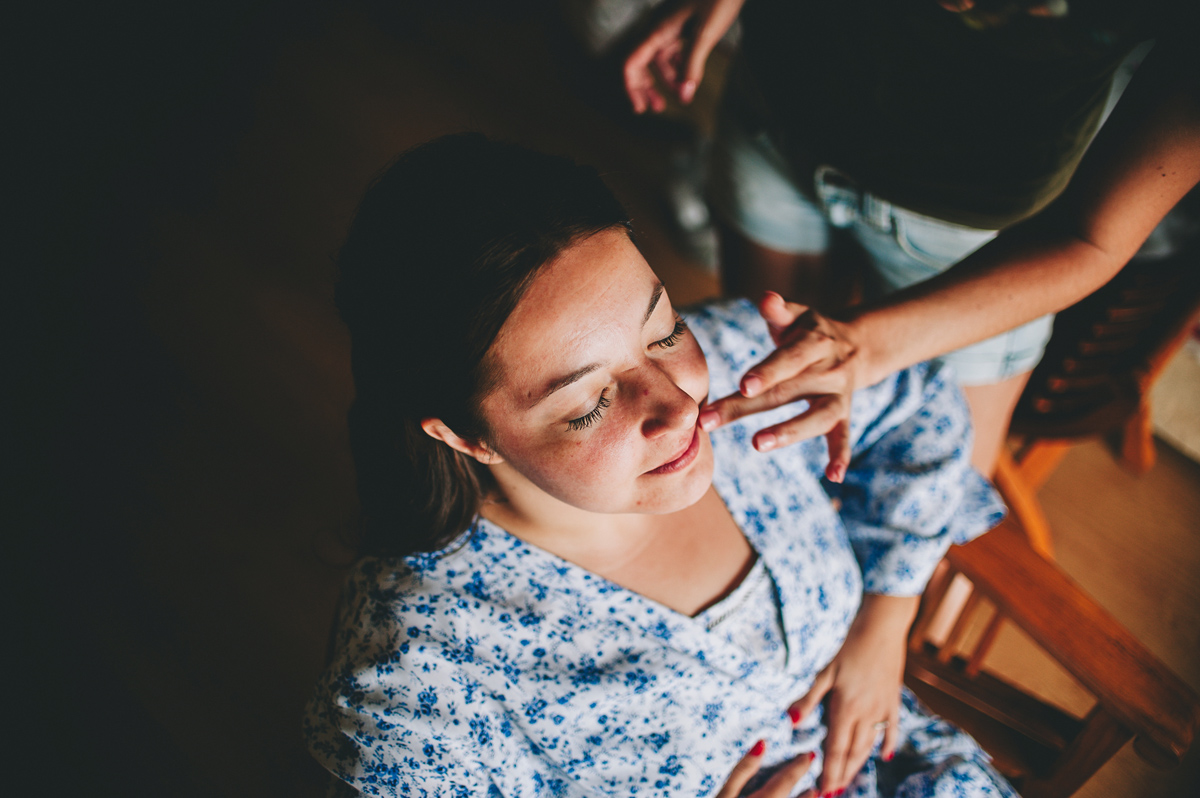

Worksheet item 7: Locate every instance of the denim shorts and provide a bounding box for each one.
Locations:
[708,93,1054,386]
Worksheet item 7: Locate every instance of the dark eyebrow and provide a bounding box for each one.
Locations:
[643,282,665,327]
[529,282,667,409]
[529,362,602,408]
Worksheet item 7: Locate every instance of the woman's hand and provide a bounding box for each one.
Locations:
[716,741,816,798]
[623,0,747,113]
[698,292,864,482]
[787,595,918,795]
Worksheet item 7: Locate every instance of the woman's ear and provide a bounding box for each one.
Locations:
[420,418,504,465]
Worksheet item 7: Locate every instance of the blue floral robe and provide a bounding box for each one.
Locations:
[305,299,1016,797]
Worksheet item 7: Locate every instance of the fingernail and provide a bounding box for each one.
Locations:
[884,751,894,762]
[749,739,766,757]
[755,432,776,452]
[741,375,763,397]
[699,409,720,432]
[787,706,801,725]
[680,80,696,103]
[830,464,845,483]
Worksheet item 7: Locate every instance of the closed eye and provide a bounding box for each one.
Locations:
[567,388,611,431]
[654,316,688,349]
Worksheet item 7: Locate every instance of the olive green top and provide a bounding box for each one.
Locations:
[741,0,1187,229]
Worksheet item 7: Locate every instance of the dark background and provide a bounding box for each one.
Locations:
[11,2,1200,796]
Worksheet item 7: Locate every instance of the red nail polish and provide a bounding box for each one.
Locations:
[749,739,766,757]
[787,706,801,724]
[884,750,894,762]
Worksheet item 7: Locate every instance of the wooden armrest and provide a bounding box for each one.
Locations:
[948,519,1200,767]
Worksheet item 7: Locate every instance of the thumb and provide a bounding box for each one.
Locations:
[678,43,707,103]
[824,417,852,484]
[679,0,742,103]
[788,665,835,725]
[759,291,808,341]
[716,739,768,798]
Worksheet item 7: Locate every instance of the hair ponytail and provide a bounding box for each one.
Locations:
[346,399,489,557]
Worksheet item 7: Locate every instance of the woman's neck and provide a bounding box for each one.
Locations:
[480,461,665,574]
[479,462,755,617]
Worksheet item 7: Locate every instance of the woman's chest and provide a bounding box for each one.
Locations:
[597,487,757,618]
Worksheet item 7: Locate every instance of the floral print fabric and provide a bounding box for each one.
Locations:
[305,298,1013,797]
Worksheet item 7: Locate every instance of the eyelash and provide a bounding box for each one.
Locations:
[655,317,688,349]
[564,317,687,432]
[567,389,611,431]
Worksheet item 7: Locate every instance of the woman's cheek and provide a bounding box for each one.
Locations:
[675,340,709,403]
[561,421,640,483]
[513,423,642,502]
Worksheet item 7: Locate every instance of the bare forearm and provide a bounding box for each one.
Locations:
[851,593,920,641]
[844,47,1200,386]
[846,231,1121,386]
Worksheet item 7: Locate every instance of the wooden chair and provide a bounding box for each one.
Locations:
[905,519,1200,798]
[908,209,1200,794]
[993,224,1200,558]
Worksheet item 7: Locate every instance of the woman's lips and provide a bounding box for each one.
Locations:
[647,426,701,475]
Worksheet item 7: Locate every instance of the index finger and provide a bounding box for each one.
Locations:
[700,366,848,431]
[716,739,768,798]
[740,329,842,399]
[755,752,816,798]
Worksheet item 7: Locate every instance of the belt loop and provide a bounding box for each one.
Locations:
[813,164,860,228]
[861,192,894,233]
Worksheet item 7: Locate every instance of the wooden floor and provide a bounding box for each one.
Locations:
[23,5,1199,796]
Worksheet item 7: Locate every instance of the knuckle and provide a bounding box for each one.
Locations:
[787,756,813,775]
[764,381,797,406]
[714,399,747,422]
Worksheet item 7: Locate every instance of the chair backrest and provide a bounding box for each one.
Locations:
[906,521,1200,798]
[1012,215,1200,440]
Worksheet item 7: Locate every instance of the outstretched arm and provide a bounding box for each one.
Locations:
[702,39,1200,473]
[850,42,1200,385]
[786,357,1004,795]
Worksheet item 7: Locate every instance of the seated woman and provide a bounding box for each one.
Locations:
[304,134,1014,798]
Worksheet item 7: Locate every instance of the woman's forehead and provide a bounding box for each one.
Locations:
[488,230,662,398]
[507,230,658,336]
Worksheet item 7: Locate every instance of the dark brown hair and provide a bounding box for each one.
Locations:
[336,133,630,557]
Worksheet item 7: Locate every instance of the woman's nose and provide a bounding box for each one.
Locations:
[638,370,698,439]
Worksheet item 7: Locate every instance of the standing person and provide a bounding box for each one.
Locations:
[624,0,1200,476]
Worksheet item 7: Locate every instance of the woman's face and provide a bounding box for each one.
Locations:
[478,228,712,515]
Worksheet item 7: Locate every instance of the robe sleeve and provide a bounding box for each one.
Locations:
[303,563,507,798]
[682,297,1004,597]
[831,361,1006,595]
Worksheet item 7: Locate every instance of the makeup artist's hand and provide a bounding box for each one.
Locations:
[787,595,917,796]
[624,0,746,113]
[716,741,816,798]
[698,292,862,482]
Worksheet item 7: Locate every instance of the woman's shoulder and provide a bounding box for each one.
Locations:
[320,520,614,683]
